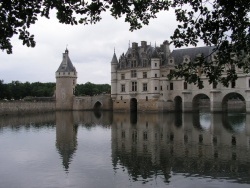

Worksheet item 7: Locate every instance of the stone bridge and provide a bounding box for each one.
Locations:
[167,81,250,112]
[72,94,112,111]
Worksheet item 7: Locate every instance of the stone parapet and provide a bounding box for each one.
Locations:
[0,101,55,115]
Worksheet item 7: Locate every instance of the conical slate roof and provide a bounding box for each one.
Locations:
[56,49,76,72]
[111,52,118,64]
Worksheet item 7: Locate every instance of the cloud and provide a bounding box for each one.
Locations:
[0,10,178,84]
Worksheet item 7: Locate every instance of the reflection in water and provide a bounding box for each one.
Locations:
[112,112,250,184]
[55,111,112,172]
[93,110,102,119]
[222,113,246,133]
[55,111,78,171]
[0,111,250,187]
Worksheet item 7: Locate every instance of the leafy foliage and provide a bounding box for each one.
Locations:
[75,82,111,96]
[0,80,110,100]
[0,81,55,100]
[0,0,249,86]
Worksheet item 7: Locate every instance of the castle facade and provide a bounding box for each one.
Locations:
[111,40,250,112]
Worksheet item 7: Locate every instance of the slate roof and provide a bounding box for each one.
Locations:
[170,46,215,65]
[56,49,76,73]
[119,45,155,66]
[151,48,159,58]
[111,52,118,64]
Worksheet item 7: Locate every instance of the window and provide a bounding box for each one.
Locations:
[121,84,125,92]
[155,63,157,67]
[121,74,125,80]
[143,83,147,91]
[161,86,162,90]
[143,60,147,67]
[122,131,125,138]
[155,87,157,90]
[213,82,217,89]
[231,81,236,88]
[132,82,137,91]
[131,70,137,78]
[143,131,148,141]
[120,96,123,100]
[131,60,136,67]
[183,82,187,90]
[170,83,173,90]
[155,74,157,77]
[143,72,147,78]
[199,134,203,143]
[132,131,137,142]
[146,96,148,101]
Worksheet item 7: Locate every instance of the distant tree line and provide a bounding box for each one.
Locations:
[75,82,111,96]
[0,80,110,100]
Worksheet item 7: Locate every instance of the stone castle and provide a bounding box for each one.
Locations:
[56,40,250,112]
[55,49,112,111]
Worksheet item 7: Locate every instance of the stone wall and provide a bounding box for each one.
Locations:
[0,101,55,115]
[73,94,113,111]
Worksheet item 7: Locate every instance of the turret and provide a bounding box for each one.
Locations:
[150,48,160,97]
[55,48,77,110]
[111,51,118,100]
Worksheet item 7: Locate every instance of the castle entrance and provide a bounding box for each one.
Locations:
[174,96,182,112]
[130,98,137,112]
[93,101,102,110]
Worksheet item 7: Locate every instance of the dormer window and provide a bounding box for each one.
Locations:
[169,58,174,64]
[183,55,190,63]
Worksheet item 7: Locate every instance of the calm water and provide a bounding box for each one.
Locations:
[0,111,249,188]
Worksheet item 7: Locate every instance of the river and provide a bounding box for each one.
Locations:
[0,111,249,188]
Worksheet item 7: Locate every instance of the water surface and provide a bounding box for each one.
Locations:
[0,111,249,188]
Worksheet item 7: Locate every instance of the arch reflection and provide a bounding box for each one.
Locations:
[111,112,250,184]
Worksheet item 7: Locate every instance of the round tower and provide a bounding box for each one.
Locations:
[55,49,77,110]
[111,51,118,100]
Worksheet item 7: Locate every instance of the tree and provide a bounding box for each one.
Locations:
[75,82,111,96]
[1,0,249,86]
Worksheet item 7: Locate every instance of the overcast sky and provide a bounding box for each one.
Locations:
[0,10,179,84]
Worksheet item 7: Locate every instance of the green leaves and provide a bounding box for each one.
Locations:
[0,0,249,86]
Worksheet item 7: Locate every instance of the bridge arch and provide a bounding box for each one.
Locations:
[192,93,210,111]
[222,92,245,112]
[130,98,137,112]
[93,101,102,110]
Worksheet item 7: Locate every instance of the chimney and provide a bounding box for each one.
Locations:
[141,41,147,49]
[132,42,138,49]
[163,40,171,57]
